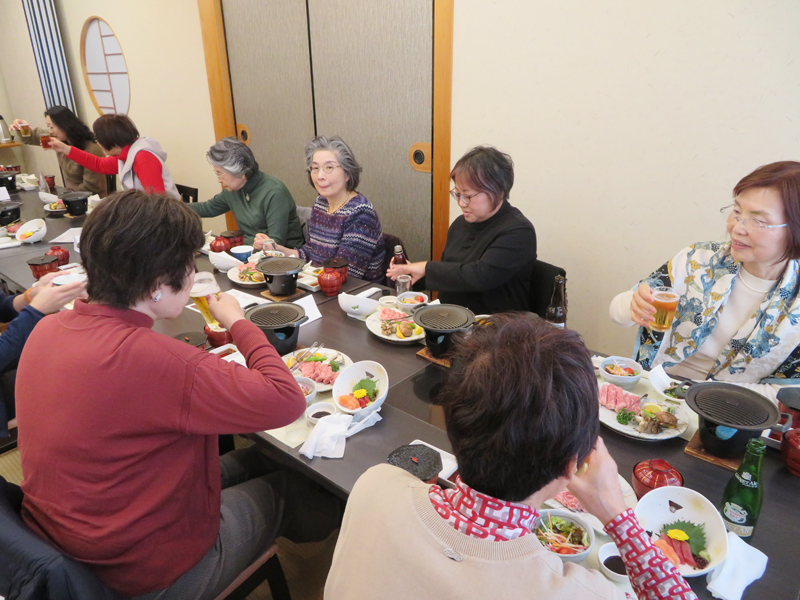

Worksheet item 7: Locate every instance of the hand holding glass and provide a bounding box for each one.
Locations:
[190,272,223,331]
[649,286,679,332]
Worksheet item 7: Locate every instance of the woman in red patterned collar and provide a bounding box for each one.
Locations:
[325,316,696,600]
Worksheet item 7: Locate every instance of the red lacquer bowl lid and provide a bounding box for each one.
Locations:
[634,458,683,490]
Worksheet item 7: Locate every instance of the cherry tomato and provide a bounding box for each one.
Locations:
[623,367,635,375]
[558,548,578,555]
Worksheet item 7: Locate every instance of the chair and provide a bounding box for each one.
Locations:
[106,174,117,195]
[176,184,199,204]
[381,233,406,287]
[296,205,312,242]
[0,476,292,600]
[529,259,566,319]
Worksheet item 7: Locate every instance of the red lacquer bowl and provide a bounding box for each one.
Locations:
[632,458,684,499]
[781,429,800,477]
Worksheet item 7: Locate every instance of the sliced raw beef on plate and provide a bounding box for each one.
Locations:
[553,490,585,512]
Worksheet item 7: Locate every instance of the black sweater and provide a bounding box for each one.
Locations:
[425,201,536,314]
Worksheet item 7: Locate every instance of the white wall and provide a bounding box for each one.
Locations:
[451,1,800,355]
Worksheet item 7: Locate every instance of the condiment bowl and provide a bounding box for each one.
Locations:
[306,401,336,426]
[599,356,643,390]
[634,486,727,577]
[294,375,317,404]
[597,542,628,584]
[332,360,389,415]
[16,219,46,244]
[534,509,595,563]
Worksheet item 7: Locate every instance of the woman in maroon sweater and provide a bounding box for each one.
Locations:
[16,190,341,599]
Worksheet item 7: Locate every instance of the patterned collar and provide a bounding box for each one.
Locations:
[428,476,538,541]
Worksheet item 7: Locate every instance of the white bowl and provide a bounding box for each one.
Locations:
[294,375,317,404]
[251,250,285,261]
[597,542,628,584]
[534,509,595,563]
[396,291,428,314]
[599,356,643,390]
[338,291,380,319]
[52,272,86,286]
[88,194,103,208]
[306,401,336,426]
[16,219,46,243]
[332,360,389,415]
[378,296,397,309]
[634,486,728,577]
[208,251,244,272]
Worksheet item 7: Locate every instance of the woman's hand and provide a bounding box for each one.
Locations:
[630,283,657,327]
[29,278,86,315]
[47,139,70,154]
[386,258,426,284]
[253,233,272,251]
[565,437,629,525]
[207,292,245,330]
[9,119,28,131]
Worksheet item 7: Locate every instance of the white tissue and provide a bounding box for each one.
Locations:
[706,532,768,600]
[299,410,382,459]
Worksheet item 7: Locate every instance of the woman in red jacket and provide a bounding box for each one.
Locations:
[46,113,180,198]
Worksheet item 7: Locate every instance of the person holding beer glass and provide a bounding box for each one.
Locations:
[15,190,342,599]
[610,161,800,403]
[11,106,107,196]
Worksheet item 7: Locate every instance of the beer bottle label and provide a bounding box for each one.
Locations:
[723,501,748,524]
[735,472,758,488]
[724,520,754,538]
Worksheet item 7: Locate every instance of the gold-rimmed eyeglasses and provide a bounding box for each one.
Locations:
[308,163,341,176]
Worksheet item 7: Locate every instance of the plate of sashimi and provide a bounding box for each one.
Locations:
[282,348,353,392]
[598,382,689,441]
[543,476,638,535]
[365,308,425,344]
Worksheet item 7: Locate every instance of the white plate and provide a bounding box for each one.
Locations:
[598,379,689,441]
[281,347,353,392]
[227,266,266,288]
[543,474,637,535]
[44,205,67,214]
[365,312,424,344]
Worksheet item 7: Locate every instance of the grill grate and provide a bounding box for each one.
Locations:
[255,257,306,275]
[247,304,304,328]
[414,305,474,332]
[687,383,779,429]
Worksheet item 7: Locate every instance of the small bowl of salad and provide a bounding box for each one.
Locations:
[599,356,643,390]
[534,509,595,563]
[396,292,428,315]
[294,375,317,404]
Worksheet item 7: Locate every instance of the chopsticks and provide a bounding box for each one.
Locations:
[289,342,325,374]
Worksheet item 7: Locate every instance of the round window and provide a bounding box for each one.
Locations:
[80,17,130,115]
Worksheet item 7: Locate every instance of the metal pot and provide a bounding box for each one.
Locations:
[0,172,16,193]
[0,202,21,226]
[413,304,475,358]
[686,382,792,458]
[245,303,308,354]
[60,192,91,216]
[255,256,306,296]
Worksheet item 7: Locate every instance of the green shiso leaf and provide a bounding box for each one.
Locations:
[353,378,378,400]
[661,520,707,555]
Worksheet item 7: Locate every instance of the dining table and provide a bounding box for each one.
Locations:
[1,186,798,600]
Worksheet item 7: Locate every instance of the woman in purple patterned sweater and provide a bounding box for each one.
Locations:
[254,136,385,281]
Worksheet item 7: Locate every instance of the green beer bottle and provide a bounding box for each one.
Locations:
[720,439,765,540]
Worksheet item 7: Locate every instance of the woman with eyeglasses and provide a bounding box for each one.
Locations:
[189,138,304,246]
[610,161,800,402]
[254,135,385,281]
[386,146,537,314]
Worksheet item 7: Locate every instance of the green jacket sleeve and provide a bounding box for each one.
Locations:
[188,192,231,218]
[261,187,295,246]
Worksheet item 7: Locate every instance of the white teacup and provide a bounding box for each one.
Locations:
[378,295,397,309]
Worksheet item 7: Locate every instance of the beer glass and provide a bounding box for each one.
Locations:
[650,286,679,332]
[19,123,31,137]
[190,272,223,331]
[39,134,52,149]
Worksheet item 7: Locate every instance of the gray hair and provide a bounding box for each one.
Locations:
[304,135,361,192]
[207,137,259,180]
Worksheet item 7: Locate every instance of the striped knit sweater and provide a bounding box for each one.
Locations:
[296,193,386,281]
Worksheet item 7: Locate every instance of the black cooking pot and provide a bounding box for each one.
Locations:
[686,382,791,458]
[255,256,305,296]
[245,303,308,354]
[413,304,475,358]
[0,172,16,193]
[60,192,90,216]
[0,201,21,226]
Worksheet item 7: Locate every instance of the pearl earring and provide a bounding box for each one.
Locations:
[152,292,162,302]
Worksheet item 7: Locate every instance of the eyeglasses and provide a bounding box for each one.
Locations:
[720,204,788,231]
[450,189,482,206]
[308,163,341,176]
[213,169,228,179]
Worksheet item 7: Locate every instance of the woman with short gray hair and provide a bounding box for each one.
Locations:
[254,135,385,281]
[189,137,304,247]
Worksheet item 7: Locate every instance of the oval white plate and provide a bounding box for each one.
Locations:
[365,312,424,344]
[598,381,689,441]
[227,266,266,288]
[281,348,353,392]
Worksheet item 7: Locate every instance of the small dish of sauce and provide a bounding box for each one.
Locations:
[602,555,627,576]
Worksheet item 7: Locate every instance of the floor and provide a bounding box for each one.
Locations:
[0,438,338,600]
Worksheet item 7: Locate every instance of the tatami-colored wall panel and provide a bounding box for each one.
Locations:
[308,0,433,260]
[222,0,317,206]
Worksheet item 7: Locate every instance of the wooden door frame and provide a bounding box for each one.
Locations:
[197,0,453,255]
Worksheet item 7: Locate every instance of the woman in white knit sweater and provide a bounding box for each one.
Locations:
[609,161,800,403]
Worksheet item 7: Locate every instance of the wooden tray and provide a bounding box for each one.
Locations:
[684,431,743,471]
[416,347,450,368]
[260,288,307,303]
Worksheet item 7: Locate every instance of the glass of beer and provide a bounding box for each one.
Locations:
[190,271,223,331]
[39,134,52,149]
[19,123,31,137]
[650,286,679,332]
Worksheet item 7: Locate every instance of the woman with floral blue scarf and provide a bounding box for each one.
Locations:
[610,161,800,403]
